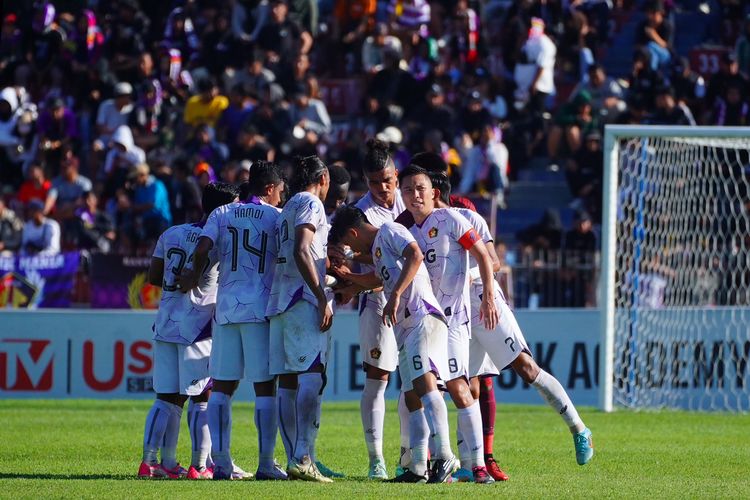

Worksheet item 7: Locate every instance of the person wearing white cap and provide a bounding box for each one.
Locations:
[94,81,134,151]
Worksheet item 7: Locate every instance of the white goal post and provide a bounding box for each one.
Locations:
[600,125,750,412]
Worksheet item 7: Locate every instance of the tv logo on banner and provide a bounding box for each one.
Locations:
[0,339,54,391]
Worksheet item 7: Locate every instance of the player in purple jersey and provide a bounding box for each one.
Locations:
[266,156,334,483]
[179,162,287,481]
[399,165,499,484]
[330,205,458,483]
[138,182,238,480]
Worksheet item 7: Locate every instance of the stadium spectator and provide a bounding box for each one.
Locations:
[48,150,92,218]
[94,82,134,152]
[289,80,332,154]
[183,77,229,129]
[735,15,750,78]
[637,1,673,71]
[362,22,403,74]
[70,191,116,253]
[103,125,146,197]
[569,64,626,123]
[670,56,706,116]
[127,163,172,252]
[517,208,564,252]
[37,97,79,172]
[0,197,23,255]
[565,130,603,223]
[513,17,557,118]
[710,82,749,126]
[703,52,749,121]
[21,199,61,256]
[652,86,696,126]
[258,0,313,68]
[458,124,508,208]
[17,163,51,208]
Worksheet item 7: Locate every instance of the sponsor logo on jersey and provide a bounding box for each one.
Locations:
[428,227,438,238]
[375,247,382,259]
[370,348,382,360]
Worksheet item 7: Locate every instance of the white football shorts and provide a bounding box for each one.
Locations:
[153,338,212,396]
[359,305,398,372]
[471,297,529,373]
[446,323,471,382]
[269,300,330,374]
[210,321,272,383]
[398,314,449,392]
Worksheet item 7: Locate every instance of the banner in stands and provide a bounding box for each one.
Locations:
[0,252,79,308]
[90,254,160,309]
[0,309,607,405]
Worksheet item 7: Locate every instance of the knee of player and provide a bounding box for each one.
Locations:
[513,354,540,384]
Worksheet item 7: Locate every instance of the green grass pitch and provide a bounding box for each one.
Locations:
[0,400,748,499]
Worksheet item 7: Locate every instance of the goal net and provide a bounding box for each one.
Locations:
[600,126,750,412]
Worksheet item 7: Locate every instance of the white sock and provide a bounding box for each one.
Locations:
[278,388,297,464]
[160,402,182,469]
[294,373,323,462]
[309,393,322,462]
[420,390,453,460]
[187,400,210,469]
[532,369,585,433]
[457,401,484,468]
[255,396,278,468]
[408,408,429,476]
[456,422,469,470]
[208,392,233,469]
[361,378,387,463]
[397,392,411,468]
[142,399,172,464]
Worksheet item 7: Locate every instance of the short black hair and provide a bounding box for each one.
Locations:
[363,138,394,174]
[248,160,284,195]
[290,155,328,194]
[328,163,351,187]
[202,182,239,215]
[410,151,448,173]
[428,171,451,204]
[329,205,369,246]
[398,164,431,185]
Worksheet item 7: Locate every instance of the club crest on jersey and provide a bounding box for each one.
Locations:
[375,247,382,259]
[428,227,439,238]
[370,348,382,360]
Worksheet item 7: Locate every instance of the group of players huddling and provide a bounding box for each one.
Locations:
[137,139,594,484]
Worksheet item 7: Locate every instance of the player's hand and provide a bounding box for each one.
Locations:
[176,269,198,293]
[334,283,360,305]
[480,294,499,330]
[318,298,333,332]
[327,244,352,267]
[382,293,400,327]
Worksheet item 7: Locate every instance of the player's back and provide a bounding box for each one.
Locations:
[153,223,218,344]
[203,197,280,325]
[266,191,328,317]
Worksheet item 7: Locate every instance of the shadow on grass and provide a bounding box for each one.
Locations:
[0,473,138,480]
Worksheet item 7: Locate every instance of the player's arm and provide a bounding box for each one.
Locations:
[465,236,499,330]
[383,242,423,327]
[176,236,214,292]
[148,257,164,287]
[486,239,501,273]
[294,224,333,332]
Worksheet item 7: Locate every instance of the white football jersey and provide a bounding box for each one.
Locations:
[201,197,279,325]
[354,190,405,315]
[372,221,445,346]
[452,207,493,282]
[266,191,329,317]
[408,208,480,329]
[153,223,219,344]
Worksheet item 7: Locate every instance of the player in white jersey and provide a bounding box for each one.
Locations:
[265,155,334,483]
[399,165,499,484]
[327,139,405,478]
[428,172,595,467]
[138,182,239,480]
[324,162,351,223]
[179,161,286,481]
[330,205,458,483]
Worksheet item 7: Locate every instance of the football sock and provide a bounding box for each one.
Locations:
[361,378,387,463]
[294,373,323,462]
[187,400,210,469]
[142,399,172,465]
[208,392,233,469]
[532,369,585,433]
[309,393,322,462]
[479,376,496,456]
[457,401,485,468]
[397,391,412,468]
[456,422,469,470]
[408,408,429,477]
[255,396,278,468]
[160,402,182,470]
[278,388,297,464]
[420,390,453,460]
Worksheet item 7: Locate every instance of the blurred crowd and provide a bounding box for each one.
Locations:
[0,0,748,260]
